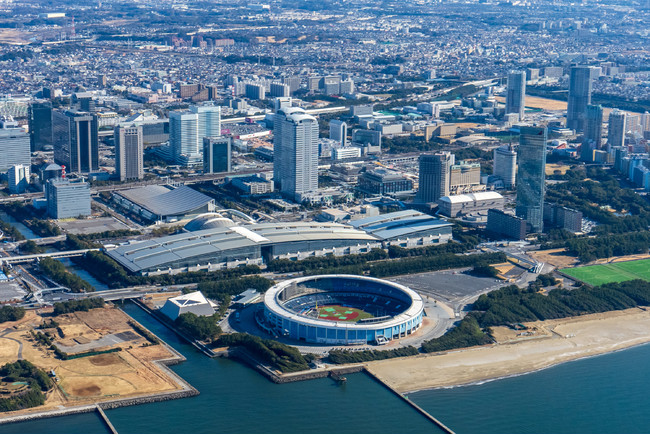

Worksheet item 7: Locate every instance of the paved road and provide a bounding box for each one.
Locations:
[0,328,23,360]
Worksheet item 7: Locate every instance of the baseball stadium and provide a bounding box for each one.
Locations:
[263,275,425,345]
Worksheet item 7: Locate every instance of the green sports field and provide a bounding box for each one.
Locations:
[561,258,650,286]
[317,305,374,322]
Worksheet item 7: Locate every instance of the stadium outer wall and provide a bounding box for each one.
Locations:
[263,274,425,345]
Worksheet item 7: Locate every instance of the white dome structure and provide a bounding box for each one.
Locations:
[184,213,235,232]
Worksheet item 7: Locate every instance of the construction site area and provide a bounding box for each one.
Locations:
[0,305,189,418]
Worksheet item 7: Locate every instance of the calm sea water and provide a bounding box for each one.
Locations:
[410,343,650,433]
[0,303,439,434]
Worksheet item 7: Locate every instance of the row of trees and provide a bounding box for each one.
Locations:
[368,252,507,278]
[565,232,650,263]
[0,305,25,323]
[53,297,104,315]
[421,315,492,353]
[215,333,311,373]
[175,313,222,342]
[328,346,419,364]
[0,220,25,241]
[39,258,94,293]
[472,280,650,328]
[73,249,263,289]
[266,248,389,274]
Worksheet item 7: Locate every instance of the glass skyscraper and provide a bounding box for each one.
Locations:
[516,126,547,233]
[567,66,599,133]
[203,137,231,174]
[506,71,526,120]
[417,152,452,203]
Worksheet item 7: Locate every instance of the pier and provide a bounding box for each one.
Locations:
[364,369,455,434]
[96,405,118,434]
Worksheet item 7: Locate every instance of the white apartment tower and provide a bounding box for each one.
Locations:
[115,124,144,181]
[273,107,319,201]
[190,104,221,139]
[493,145,517,189]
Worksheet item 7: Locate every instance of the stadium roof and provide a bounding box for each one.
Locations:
[350,210,452,241]
[106,222,377,273]
[438,191,504,204]
[113,185,214,218]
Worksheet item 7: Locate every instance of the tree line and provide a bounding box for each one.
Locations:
[53,298,104,315]
[214,333,311,373]
[39,258,94,293]
[328,346,419,364]
[0,305,25,323]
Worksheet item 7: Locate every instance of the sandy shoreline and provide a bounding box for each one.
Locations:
[366,308,650,393]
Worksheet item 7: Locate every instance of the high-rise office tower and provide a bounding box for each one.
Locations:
[8,164,30,194]
[169,111,199,165]
[190,104,221,139]
[516,126,547,233]
[114,124,144,181]
[582,104,603,161]
[608,109,626,149]
[203,137,231,173]
[52,110,99,173]
[29,101,53,152]
[493,145,517,189]
[329,120,347,146]
[417,152,453,203]
[273,107,319,201]
[567,66,598,133]
[506,71,526,120]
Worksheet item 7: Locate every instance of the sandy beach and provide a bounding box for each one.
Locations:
[366,308,650,393]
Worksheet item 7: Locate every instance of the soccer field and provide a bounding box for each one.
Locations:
[561,258,650,286]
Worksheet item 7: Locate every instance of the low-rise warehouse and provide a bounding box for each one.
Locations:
[437,191,504,217]
[112,185,216,223]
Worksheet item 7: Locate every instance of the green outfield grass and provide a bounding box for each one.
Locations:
[317,305,374,322]
[561,258,650,286]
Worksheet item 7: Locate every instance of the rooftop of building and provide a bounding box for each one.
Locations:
[113,185,214,217]
[350,210,451,241]
[438,191,504,204]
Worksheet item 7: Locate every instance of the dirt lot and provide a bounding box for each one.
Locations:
[490,324,553,344]
[530,248,580,268]
[0,29,32,45]
[597,253,650,264]
[0,307,183,416]
[495,95,568,111]
[546,163,571,176]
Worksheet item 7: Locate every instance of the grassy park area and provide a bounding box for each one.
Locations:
[561,258,650,286]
